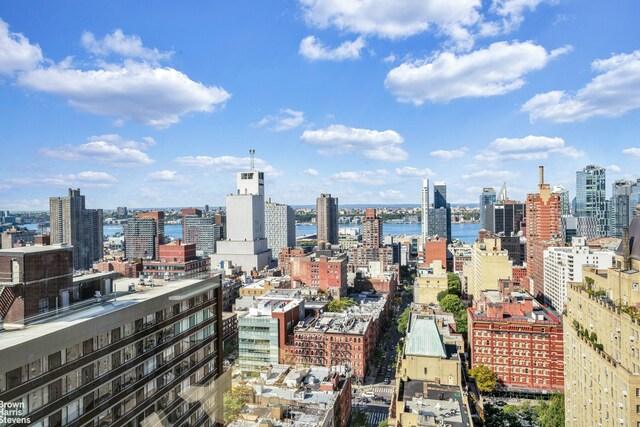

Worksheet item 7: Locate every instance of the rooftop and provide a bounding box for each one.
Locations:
[0,275,220,351]
[0,244,72,255]
[405,316,447,358]
[400,381,471,427]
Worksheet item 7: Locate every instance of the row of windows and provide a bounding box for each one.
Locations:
[2,291,216,393]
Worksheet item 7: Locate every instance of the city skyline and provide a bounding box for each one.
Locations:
[1,2,640,210]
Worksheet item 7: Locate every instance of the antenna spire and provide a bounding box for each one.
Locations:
[249,149,255,171]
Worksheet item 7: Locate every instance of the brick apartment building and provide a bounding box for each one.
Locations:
[468,288,564,393]
[290,253,347,298]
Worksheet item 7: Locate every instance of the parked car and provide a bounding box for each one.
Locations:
[362,391,375,398]
[495,400,507,407]
[384,378,391,384]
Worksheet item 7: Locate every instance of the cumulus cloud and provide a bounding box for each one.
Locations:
[331,169,389,185]
[298,0,481,47]
[385,41,570,104]
[476,135,584,161]
[5,171,117,188]
[303,168,320,176]
[461,170,517,179]
[174,155,281,176]
[608,164,622,173]
[40,134,154,166]
[430,148,467,159]
[147,170,184,182]
[0,18,43,75]
[299,36,366,61]
[379,189,406,200]
[253,109,305,131]
[81,29,173,62]
[395,166,435,177]
[383,54,397,64]
[622,148,640,158]
[18,60,230,128]
[300,124,408,161]
[485,0,554,34]
[522,50,640,123]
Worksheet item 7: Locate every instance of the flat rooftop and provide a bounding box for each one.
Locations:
[0,275,220,351]
[401,381,471,427]
[405,316,447,358]
[0,244,72,254]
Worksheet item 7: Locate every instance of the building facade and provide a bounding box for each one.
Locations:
[575,165,609,236]
[316,193,339,245]
[479,187,497,230]
[469,289,564,393]
[290,253,347,298]
[49,188,103,270]
[264,201,296,260]
[0,274,226,427]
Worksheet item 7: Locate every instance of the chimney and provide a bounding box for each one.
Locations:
[538,165,544,186]
[622,228,631,271]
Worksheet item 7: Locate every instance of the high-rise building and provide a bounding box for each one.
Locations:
[552,185,570,216]
[525,166,562,300]
[0,272,227,426]
[576,165,609,236]
[316,193,339,245]
[484,200,525,236]
[564,209,640,426]
[479,187,497,229]
[115,206,128,218]
[543,237,614,311]
[421,179,429,247]
[464,232,513,301]
[182,209,220,256]
[429,181,452,242]
[136,211,165,254]
[49,188,103,270]
[361,208,382,248]
[561,215,598,243]
[610,179,640,238]
[210,157,272,272]
[124,216,158,259]
[264,200,295,259]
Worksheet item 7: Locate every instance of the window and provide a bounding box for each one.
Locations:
[38,298,49,314]
[424,367,428,375]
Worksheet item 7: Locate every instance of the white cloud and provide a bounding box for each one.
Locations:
[608,164,622,173]
[476,135,584,161]
[378,189,405,200]
[486,0,554,34]
[0,18,43,75]
[385,41,570,104]
[303,168,320,176]
[383,54,397,64]
[522,50,640,123]
[41,134,154,166]
[18,59,230,128]
[299,36,366,61]
[81,29,173,62]
[174,155,281,176]
[395,166,435,177]
[331,169,389,185]
[298,0,481,45]
[254,109,305,131]
[430,148,467,159]
[623,148,640,158]
[301,124,408,161]
[5,171,117,188]
[147,170,184,182]
[461,170,517,179]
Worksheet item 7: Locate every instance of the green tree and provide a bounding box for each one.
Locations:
[223,384,253,424]
[536,394,564,427]
[437,290,449,302]
[454,311,468,334]
[469,364,498,393]
[378,420,389,427]
[397,307,411,334]
[327,297,356,312]
[351,408,368,427]
[483,403,523,427]
[447,273,462,296]
[440,294,464,314]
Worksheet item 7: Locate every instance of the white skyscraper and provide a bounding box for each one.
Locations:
[543,237,614,310]
[265,200,296,260]
[421,178,429,249]
[211,154,272,272]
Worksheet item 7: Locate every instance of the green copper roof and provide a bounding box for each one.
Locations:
[405,316,447,358]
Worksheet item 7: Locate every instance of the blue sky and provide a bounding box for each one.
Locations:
[1,1,639,210]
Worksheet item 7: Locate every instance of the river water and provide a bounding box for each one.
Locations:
[99,222,480,244]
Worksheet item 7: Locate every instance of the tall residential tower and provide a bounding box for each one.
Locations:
[316,193,339,245]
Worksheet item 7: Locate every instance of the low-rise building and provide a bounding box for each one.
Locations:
[228,364,351,427]
[290,253,347,298]
[468,289,564,394]
[414,260,448,305]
